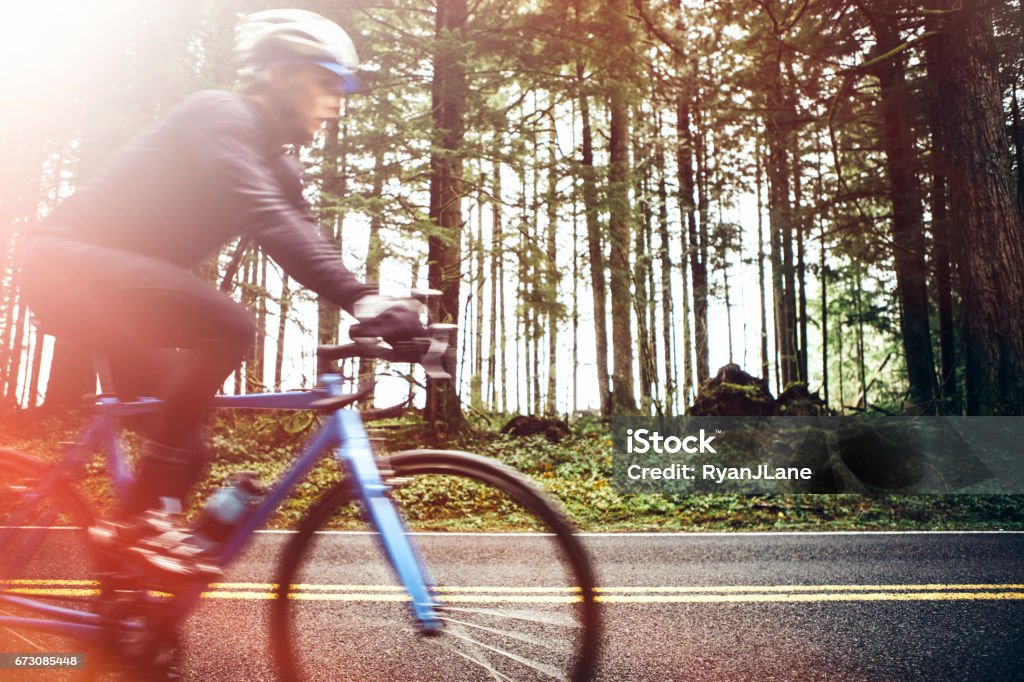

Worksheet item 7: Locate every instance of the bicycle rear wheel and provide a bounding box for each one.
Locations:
[0,448,103,674]
[273,449,600,682]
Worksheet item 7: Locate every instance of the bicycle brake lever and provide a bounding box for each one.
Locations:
[421,336,450,380]
[421,324,456,381]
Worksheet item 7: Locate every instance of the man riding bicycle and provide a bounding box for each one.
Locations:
[20,9,421,578]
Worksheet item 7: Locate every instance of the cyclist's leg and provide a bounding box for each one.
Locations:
[21,235,255,514]
[112,289,255,513]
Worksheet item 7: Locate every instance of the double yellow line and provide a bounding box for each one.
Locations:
[3,580,1024,604]
[594,583,1024,604]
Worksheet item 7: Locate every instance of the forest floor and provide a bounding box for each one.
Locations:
[1,409,1022,532]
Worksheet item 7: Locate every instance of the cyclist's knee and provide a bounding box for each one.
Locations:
[212,302,257,360]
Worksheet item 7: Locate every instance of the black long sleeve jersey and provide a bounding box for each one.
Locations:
[43,90,374,313]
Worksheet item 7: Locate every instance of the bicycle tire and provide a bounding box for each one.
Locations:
[0,448,107,678]
[0,449,189,681]
[272,449,600,682]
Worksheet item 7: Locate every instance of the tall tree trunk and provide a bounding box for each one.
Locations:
[0,284,18,402]
[785,56,808,383]
[837,301,846,412]
[756,136,770,384]
[425,0,468,430]
[681,236,693,407]
[646,191,658,407]
[576,62,611,414]
[28,326,44,409]
[497,236,507,414]
[792,143,808,382]
[1011,80,1024,216]
[677,94,699,399]
[603,0,636,415]
[816,136,829,406]
[572,182,581,413]
[675,92,700,395]
[5,297,27,404]
[724,269,734,364]
[691,99,710,386]
[656,127,675,415]
[854,264,868,409]
[274,275,290,391]
[408,261,421,407]
[714,173,735,366]
[236,252,252,394]
[246,249,263,392]
[358,147,386,402]
[872,13,939,413]
[488,161,502,412]
[634,133,653,413]
[247,251,267,392]
[318,118,345,348]
[935,0,1024,414]
[545,126,559,416]
[820,212,829,405]
[530,138,542,416]
[0,182,31,404]
[764,47,798,389]
[475,171,487,411]
[607,89,636,413]
[515,170,527,415]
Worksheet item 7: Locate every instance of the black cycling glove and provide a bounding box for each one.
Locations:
[352,296,427,348]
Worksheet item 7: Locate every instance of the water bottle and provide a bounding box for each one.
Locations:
[194,472,265,546]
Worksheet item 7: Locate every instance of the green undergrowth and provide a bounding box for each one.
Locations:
[2,409,1023,531]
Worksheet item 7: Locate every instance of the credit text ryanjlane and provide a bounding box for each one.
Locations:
[626,463,813,483]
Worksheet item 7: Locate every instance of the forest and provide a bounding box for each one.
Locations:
[2,0,1024,428]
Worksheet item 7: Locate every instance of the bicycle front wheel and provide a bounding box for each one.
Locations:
[273,449,600,682]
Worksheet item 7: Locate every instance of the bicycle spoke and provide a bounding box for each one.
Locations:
[437,614,564,650]
[436,626,517,682]
[441,605,580,628]
[442,625,569,681]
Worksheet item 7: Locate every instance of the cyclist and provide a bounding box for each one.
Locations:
[20,9,421,577]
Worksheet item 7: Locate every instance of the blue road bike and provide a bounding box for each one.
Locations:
[0,305,599,681]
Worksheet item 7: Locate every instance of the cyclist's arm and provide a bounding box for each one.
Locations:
[207,109,375,314]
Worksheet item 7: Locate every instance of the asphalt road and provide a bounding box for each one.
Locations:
[2,531,1022,681]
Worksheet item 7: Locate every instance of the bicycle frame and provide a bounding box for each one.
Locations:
[0,372,442,642]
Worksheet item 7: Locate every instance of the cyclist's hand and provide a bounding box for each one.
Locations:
[352,295,427,347]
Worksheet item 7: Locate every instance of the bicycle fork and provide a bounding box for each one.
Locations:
[333,410,443,633]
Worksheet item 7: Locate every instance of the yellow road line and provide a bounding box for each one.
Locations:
[7,588,1024,604]
[1,579,97,586]
[593,583,1024,594]
[5,580,1024,593]
[207,583,582,594]
[4,588,100,597]
[596,591,1024,604]
[5,581,1024,604]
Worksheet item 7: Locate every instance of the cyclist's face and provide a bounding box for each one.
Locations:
[273,64,344,144]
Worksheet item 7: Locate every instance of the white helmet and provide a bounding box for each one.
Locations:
[235,9,361,91]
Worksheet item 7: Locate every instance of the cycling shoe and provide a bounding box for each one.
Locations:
[89,510,222,582]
